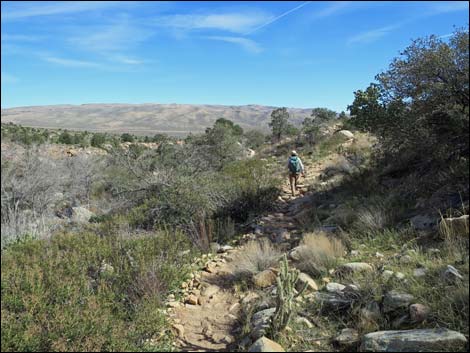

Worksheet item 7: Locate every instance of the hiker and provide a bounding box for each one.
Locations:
[287,150,305,196]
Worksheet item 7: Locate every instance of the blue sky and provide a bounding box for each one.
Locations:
[1,1,469,111]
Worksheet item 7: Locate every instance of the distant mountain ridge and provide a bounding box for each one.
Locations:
[1,103,314,136]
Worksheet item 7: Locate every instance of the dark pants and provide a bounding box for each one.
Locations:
[289,173,300,196]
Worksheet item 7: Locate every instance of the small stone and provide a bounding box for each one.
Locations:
[334,328,360,348]
[336,262,373,275]
[375,252,384,259]
[185,294,199,305]
[382,270,394,281]
[167,301,180,308]
[395,272,406,280]
[399,255,413,264]
[350,250,360,257]
[413,268,427,278]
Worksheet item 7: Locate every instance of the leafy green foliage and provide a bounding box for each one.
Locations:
[348,29,469,165]
[121,133,135,143]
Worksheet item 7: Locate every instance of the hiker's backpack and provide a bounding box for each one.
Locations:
[288,156,301,173]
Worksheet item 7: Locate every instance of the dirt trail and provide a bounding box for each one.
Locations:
[170,160,324,352]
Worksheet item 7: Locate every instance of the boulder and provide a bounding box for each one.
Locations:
[383,291,414,313]
[410,214,437,231]
[251,308,276,339]
[253,269,277,288]
[296,272,319,292]
[326,282,346,293]
[439,215,469,237]
[336,130,355,140]
[248,337,285,352]
[185,294,199,305]
[409,304,430,323]
[441,265,463,284]
[360,328,468,352]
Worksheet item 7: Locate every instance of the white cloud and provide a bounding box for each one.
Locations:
[429,1,469,14]
[204,36,262,53]
[156,12,272,34]
[1,1,136,21]
[42,56,103,68]
[347,24,400,45]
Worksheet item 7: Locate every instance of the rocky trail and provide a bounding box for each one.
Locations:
[166,160,322,352]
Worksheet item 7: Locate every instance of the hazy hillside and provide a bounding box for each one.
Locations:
[0,103,313,136]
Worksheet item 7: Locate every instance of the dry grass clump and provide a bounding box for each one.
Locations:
[353,204,389,233]
[230,239,282,278]
[295,232,345,278]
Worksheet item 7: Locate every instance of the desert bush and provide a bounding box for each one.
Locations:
[230,239,282,279]
[295,232,345,278]
[1,228,197,352]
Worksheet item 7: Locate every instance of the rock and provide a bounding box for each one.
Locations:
[410,214,437,231]
[251,308,276,339]
[336,130,355,141]
[295,316,314,328]
[383,291,414,313]
[172,323,185,337]
[209,242,221,252]
[360,328,468,352]
[253,269,277,288]
[382,270,394,281]
[289,247,301,261]
[201,285,220,298]
[413,268,427,278]
[248,337,285,352]
[350,250,360,257]
[336,262,373,276]
[204,262,217,273]
[439,215,469,237]
[326,282,346,293]
[99,260,114,276]
[375,252,385,259]
[409,304,430,323]
[314,292,352,312]
[394,272,406,280]
[272,229,290,243]
[167,301,180,308]
[218,245,234,253]
[185,294,199,305]
[334,328,360,349]
[70,206,94,223]
[442,265,463,284]
[296,272,319,292]
[399,255,413,264]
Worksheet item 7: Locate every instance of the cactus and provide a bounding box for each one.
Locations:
[270,254,308,336]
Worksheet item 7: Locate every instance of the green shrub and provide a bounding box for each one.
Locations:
[1,228,197,352]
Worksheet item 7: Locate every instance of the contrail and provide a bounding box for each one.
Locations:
[245,1,312,35]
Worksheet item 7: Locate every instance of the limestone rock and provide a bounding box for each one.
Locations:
[253,269,277,288]
[185,294,199,305]
[296,272,318,292]
[336,262,373,276]
[326,282,346,293]
[442,265,463,284]
[383,291,414,313]
[248,336,285,352]
[360,328,467,352]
